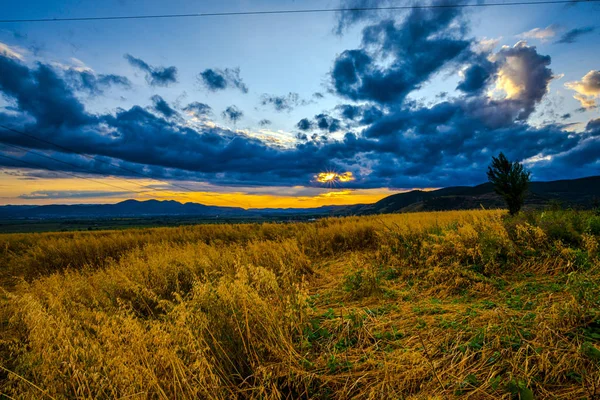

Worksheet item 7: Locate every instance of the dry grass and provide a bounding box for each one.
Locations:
[1,209,599,399]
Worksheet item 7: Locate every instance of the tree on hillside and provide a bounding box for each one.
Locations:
[487,152,530,215]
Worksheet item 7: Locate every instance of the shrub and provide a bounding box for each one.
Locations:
[538,212,582,246]
[587,215,600,236]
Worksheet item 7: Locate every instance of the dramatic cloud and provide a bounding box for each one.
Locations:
[315,171,355,183]
[489,41,554,120]
[296,118,313,131]
[260,92,309,112]
[338,104,361,120]
[66,70,131,95]
[330,6,470,104]
[565,70,600,109]
[296,113,343,133]
[457,58,497,95]
[124,54,178,87]
[518,24,560,41]
[258,119,272,126]
[198,67,248,93]
[151,95,178,118]
[587,117,600,131]
[182,102,212,117]
[222,105,243,123]
[336,104,383,125]
[0,54,94,128]
[315,113,342,133]
[0,3,598,192]
[555,26,595,44]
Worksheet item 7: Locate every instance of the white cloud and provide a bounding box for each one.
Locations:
[50,57,94,73]
[522,153,553,165]
[475,37,502,53]
[518,24,560,41]
[0,41,26,60]
[565,70,600,109]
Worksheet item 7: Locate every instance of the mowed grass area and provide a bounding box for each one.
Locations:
[1,210,600,399]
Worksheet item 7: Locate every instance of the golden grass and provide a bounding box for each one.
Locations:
[1,209,599,399]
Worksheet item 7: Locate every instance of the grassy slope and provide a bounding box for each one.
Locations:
[1,210,600,399]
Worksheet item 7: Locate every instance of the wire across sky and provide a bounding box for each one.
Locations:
[0,0,598,24]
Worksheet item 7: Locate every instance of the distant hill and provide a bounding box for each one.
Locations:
[352,175,600,215]
[1,175,598,220]
[0,199,246,220]
[0,199,354,220]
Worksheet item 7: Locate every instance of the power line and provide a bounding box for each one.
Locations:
[0,0,597,24]
[0,125,248,207]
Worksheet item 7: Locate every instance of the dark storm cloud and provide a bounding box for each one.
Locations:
[260,92,309,112]
[337,104,361,120]
[66,70,131,95]
[0,55,343,187]
[315,113,342,133]
[555,26,595,44]
[124,54,178,87]
[222,105,243,123]
[258,119,272,126]
[150,95,177,118]
[331,5,470,104]
[296,113,344,133]
[336,104,384,125]
[182,101,212,117]
[0,54,94,128]
[360,105,384,125]
[456,60,497,94]
[296,118,313,131]
[0,4,598,191]
[529,124,600,180]
[587,117,600,131]
[198,67,248,93]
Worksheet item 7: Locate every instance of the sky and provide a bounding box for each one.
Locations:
[0,0,599,208]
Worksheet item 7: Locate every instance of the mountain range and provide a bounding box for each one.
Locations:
[1,175,599,220]
[353,175,600,215]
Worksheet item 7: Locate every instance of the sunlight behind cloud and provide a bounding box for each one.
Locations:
[565,70,600,109]
[315,171,355,184]
[492,56,525,99]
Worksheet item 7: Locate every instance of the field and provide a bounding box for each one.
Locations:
[0,215,319,234]
[1,210,600,399]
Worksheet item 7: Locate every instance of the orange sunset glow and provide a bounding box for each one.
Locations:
[0,171,404,208]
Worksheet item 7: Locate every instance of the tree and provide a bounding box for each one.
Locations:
[487,152,530,215]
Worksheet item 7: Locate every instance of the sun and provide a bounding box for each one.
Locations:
[315,171,355,187]
[316,172,337,183]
